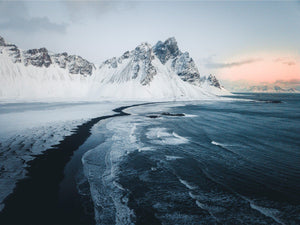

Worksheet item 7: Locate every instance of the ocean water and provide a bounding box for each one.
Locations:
[82,93,300,225]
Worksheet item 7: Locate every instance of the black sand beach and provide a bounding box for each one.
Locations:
[0,103,148,225]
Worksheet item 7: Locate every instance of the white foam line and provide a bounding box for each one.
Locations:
[249,202,285,225]
[138,147,153,152]
[195,200,220,222]
[172,132,189,142]
[113,181,125,191]
[188,191,198,200]
[165,155,183,161]
[184,114,198,118]
[129,123,137,143]
[211,141,223,147]
[146,127,189,145]
[201,169,285,225]
[179,179,197,190]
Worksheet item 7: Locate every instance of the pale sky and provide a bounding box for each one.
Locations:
[0,0,299,86]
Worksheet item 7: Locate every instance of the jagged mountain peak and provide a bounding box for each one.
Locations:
[98,37,224,89]
[207,74,222,89]
[152,37,202,86]
[153,37,180,64]
[135,42,152,51]
[164,37,180,55]
[0,36,95,76]
[24,47,52,68]
[98,40,157,86]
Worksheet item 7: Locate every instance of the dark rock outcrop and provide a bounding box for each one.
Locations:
[24,48,52,68]
[0,36,6,46]
[56,54,95,76]
[153,37,180,64]
[0,35,95,75]
[153,37,201,85]
[5,44,21,63]
[207,74,221,89]
[100,42,157,85]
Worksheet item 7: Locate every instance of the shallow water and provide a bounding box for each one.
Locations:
[82,93,300,225]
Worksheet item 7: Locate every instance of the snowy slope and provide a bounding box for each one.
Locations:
[0,35,230,101]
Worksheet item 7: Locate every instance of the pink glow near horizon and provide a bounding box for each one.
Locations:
[218,54,300,83]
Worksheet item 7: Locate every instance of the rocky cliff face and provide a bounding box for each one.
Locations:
[153,37,180,64]
[52,53,95,76]
[0,36,95,76]
[153,37,201,85]
[0,37,21,63]
[99,42,157,85]
[0,36,5,46]
[24,48,52,68]
[101,37,222,89]
[207,74,222,89]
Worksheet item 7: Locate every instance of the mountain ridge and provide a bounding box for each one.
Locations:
[0,35,229,100]
[246,85,299,93]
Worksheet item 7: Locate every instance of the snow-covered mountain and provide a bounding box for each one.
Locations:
[0,35,229,100]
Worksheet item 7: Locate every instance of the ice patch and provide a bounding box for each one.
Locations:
[146,128,189,145]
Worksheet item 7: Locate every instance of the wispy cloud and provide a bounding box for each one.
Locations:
[205,58,261,69]
[273,57,296,66]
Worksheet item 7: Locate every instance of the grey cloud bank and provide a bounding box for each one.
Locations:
[0,17,67,33]
[0,1,67,33]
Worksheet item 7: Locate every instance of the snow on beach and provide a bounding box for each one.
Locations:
[0,101,128,211]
